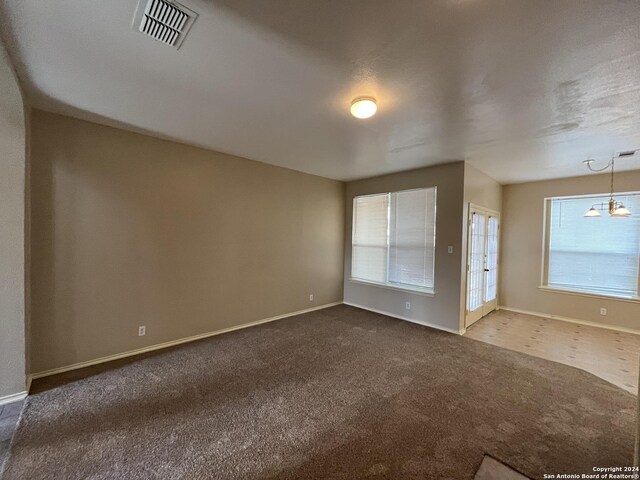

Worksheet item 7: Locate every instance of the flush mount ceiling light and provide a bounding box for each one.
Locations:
[350,97,377,119]
[582,151,636,218]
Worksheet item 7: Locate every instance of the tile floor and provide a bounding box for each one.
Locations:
[0,400,23,473]
[465,309,640,394]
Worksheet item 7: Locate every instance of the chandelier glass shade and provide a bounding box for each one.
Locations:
[582,157,632,218]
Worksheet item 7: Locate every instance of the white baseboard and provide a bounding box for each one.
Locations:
[31,302,343,380]
[0,391,28,406]
[498,305,640,336]
[343,301,464,335]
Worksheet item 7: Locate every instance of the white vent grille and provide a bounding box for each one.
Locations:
[134,0,197,48]
[617,150,637,158]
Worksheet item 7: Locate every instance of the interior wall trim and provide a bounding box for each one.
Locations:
[344,301,464,335]
[497,305,640,336]
[0,391,28,406]
[30,302,343,381]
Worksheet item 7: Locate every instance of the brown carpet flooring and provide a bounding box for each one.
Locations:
[2,305,636,479]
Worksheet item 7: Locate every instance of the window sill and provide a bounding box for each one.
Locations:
[349,278,435,296]
[538,285,640,304]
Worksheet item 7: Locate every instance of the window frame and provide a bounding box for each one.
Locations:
[540,191,640,302]
[350,187,437,295]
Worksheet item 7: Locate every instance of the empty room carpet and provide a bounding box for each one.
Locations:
[3,305,635,479]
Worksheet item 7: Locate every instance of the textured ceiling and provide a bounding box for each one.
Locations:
[1,0,640,182]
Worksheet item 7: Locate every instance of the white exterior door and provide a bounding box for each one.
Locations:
[465,206,500,327]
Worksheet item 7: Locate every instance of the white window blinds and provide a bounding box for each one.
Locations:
[389,188,436,289]
[547,193,640,298]
[352,193,389,284]
[352,188,436,292]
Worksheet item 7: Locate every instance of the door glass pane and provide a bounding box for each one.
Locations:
[485,216,499,302]
[467,212,486,312]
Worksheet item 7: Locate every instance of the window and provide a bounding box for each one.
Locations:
[351,187,436,293]
[543,192,640,299]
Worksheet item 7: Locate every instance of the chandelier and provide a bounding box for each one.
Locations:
[583,154,632,218]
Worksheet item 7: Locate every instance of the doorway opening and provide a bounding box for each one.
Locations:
[465,205,500,327]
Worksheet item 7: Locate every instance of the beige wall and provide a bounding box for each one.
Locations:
[463,163,502,213]
[501,170,640,331]
[0,42,27,398]
[343,162,465,333]
[460,163,503,329]
[30,110,345,373]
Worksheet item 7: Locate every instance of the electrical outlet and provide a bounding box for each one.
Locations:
[600,308,607,316]
[138,326,146,336]
[405,301,411,310]
[309,294,314,301]
[447,245,454,254]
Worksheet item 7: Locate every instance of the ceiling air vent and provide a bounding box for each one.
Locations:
[617,150,637,158]
[133,0,197,49]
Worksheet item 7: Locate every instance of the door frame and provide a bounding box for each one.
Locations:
[465,203,501,328]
